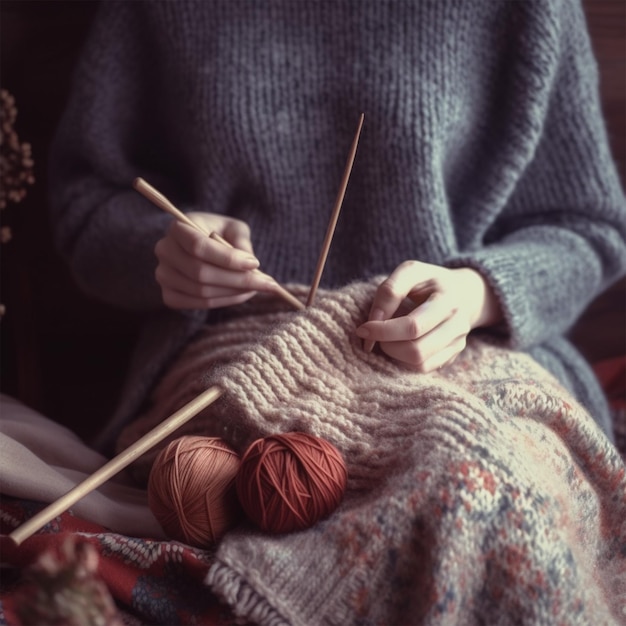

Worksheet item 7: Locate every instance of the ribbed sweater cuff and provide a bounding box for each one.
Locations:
[447,246,544,349]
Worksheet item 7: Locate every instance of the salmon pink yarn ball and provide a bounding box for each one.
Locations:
[236,432,347,534]
[148,436,242,547]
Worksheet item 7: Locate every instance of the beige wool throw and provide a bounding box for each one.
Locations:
[119,280,626,626]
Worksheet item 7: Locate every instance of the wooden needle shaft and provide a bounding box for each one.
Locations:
[8,385,225,546]
[306,113,364,307]
[133,177,304,311]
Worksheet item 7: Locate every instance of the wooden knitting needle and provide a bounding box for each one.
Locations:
[8,385,225,546]
[133,177,304,311]
[306,113,364,307]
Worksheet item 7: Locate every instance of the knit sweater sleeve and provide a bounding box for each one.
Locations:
[48,2,190,311]
[447,0,626,349]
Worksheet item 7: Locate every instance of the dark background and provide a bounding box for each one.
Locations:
[1,1,624,444]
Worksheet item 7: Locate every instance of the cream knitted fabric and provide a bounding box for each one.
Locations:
[119,281,626,625]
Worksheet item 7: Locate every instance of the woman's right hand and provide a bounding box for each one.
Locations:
[154,212,277,309]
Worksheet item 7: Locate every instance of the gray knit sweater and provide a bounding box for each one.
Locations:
[48,0,626,448]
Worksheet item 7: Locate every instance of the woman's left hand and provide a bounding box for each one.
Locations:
[355,261,503,371]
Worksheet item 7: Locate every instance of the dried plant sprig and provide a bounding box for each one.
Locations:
[0,89,35,316]
[0,89,35,211]
[14,537,123,626]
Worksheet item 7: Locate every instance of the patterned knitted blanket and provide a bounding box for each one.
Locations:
[119,281,626,626]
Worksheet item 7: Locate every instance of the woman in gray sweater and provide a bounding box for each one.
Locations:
[49,0,626,449]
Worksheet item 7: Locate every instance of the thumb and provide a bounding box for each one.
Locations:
[223,219,255,255]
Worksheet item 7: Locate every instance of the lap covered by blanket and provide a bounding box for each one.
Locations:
[115,280,625,626]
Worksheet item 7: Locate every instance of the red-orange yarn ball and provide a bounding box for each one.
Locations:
[148,436,242,547]
[236,432,347,534]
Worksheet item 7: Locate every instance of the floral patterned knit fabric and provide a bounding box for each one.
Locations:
[119,281,626,625]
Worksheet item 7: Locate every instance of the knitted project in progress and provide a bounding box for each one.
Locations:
[50,0,626,451]
[119,281,626,626]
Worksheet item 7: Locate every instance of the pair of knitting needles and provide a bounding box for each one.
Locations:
[8,114,364,546]
[134,112,364,310]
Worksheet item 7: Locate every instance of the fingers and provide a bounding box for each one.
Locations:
[355,260,477,371]
[359,262,427,352]
[155,236,273,291]
[166,221,260,272]
[358,292,449,344]
[155,260,266,294]
[222,219,255,256]
[188,211,256,256]
[365,261,433,324]
[356,295,469,372]
[358,261,436,352]
[154,216,274,310]
[377,314,469,372]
